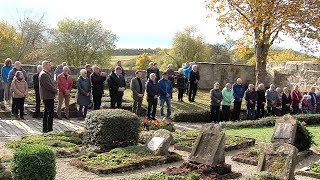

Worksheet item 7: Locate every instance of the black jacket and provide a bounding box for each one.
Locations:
[256,89,266,105]
[91,72,106,96]
[33,73,40,93]
[146,67,160,81]
[108,72,126,95]
[176,74,185,89]
[146,79,158,101]
[244,89,257,107]
[282,93,292,106]
[188,70,200,83]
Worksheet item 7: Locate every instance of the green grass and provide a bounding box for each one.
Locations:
[111,55,137,69]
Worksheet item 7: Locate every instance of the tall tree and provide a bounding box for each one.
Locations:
[206,0,320,86]
[51,18,117,66]
[0,21,20,60]
[133,53,151,70]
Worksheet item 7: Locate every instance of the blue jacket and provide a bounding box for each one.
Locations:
[1,65,13,83]
[232,83,245,102]
[183,66,192,80]
[158,79,172,99]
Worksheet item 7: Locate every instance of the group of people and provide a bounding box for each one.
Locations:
[209,78,320,122]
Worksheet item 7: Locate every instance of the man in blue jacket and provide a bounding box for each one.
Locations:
[183,62,192,95]
[158,72,172,118]
[232,78,245,121]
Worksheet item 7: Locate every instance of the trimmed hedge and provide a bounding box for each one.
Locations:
[247,172,282,180]
[172,110,211,123]
[83,109,140,151]
[11,144,56,180]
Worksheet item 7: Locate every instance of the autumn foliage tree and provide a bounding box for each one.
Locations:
[206,0,320,86]
[134,53,151,70]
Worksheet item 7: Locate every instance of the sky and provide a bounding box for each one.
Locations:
[0,0,310,53]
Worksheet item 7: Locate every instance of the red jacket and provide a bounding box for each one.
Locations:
[291,90,302,107]
[57,73,72,94]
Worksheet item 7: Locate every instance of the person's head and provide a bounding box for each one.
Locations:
[149,62,154,68]
[248,84,255,91]
[258,83,265,90]
[225,83,232,90]
[213,82,220,90]
[115,66,122,75]
[276,87,282,93]
[178,68,184,74]
[236,78,242,85]
[61,62,67,67]
[185,62,190,67]
[303,95,310,100]
[42,60,51,71]
[36,65,42,73]
[4,58,12,67]
[154,63,158,68]
[149,73,156,81]
[85,64,91,72]
[15,71,24,80]
[192,65,197,71]
[116,60,121,66]
[80,69,87,78]
[14,61,21,69]
[283,87,289,94]
[162,72,168,80]
[135,70,142,78]
[293,84,299,91]
[92,65,100,74]
[270,84,276,91]
[167,64,173,69]
[310,87,316,93]
[63,66,69,75]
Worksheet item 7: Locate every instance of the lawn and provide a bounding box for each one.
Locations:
[225,125,320,147]
[111,55,137,69]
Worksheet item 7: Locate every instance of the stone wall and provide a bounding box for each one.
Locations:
[267,61,320,92]
[196,62,256,89]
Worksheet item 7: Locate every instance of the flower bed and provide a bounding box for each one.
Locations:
[141,119,175,132]
[69,145,182,175]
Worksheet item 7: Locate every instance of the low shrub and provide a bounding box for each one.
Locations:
[172,110,211,122]
[309,159,320,173]
[83,109,140,151]
[295,121,314,151]
[246,172,282,180]
[11,144,56,180]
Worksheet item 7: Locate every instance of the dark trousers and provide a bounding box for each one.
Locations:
[78,105,88,118]
[110,92,123,109]
[210,105,220,122]
[178,88,184,101]
[133,97,143,116]
[282,105,291,115]
[233,101,242,120]
[256,103,265,118]
[188,83,197,101]
[267,107,276,116]
[93,95,102,110]
[292,106,299,114]
[246,106,255,120]
[185,80,189,95]
[35,90,41,117]
[43,99,54,133]
[12,98,25,118]
[147,98,157,119]
[222,105,230,121]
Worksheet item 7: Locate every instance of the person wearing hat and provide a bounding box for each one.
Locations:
[158,72,172,118]
[210,82,222,122]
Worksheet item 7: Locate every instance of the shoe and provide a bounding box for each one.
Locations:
[57,116,62,120]
[14,115,20,120]
[66,117,70,120]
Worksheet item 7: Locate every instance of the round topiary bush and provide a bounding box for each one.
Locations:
[83,109,140,151]
[11,144,56,180]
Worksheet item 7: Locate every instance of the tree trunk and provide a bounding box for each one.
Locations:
[255,43,269,87]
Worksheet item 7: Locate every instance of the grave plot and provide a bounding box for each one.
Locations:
[296,159,320,179]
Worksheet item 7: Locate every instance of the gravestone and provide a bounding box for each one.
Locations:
[271,114,297,144]
[147,129,173,155]
[258,142,298,180]
[189,124,225,167]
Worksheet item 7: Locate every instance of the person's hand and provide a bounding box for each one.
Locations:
[65,90,70,95]
[87,93,90,96]
[195,80,198,83]
[118,87,122,91]
[56,89,58,95]
[121,87,125,91]
[101,72,106,77]
[138,94,143,97]
[250,100,253,104]
[154,95,158,99]
[166,93,170,97]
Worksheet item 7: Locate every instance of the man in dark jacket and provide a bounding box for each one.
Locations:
[244,84,257,120]
[308,87,317,114]
[188,65,200,102]
[158,72,173,118]
[91,65,106,110]
[108,66,126,109]
[210,82,222,122]
[39,61,57,133]
[146,62,159,81]
[256,83,266,118]
[33,65,42,118]
[130,71,145,116]
[146,73,158,120]
[232,78,245,120]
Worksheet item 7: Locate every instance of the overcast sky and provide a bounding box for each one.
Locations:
[0,0,310,53]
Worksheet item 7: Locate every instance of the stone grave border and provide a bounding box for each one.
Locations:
[295,169,320,179]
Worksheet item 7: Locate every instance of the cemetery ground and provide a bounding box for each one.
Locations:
[0,89,319,179]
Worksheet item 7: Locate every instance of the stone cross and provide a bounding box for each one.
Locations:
[271,114,297,144]
[258,142,298,180]
[189,124,225,166]
[147,129,173,155]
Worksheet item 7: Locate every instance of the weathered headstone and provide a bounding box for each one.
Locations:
[189,124,225,167]
[147,129,173,155]
[258,142,298,180]
[271,114,297,144]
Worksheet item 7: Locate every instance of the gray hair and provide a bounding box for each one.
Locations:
[178,68,183,74]
[192,65,197,71]
[42,60,50,67]
[149,73,156,79]
[167,64,173,68]
[15,71,23,78]
[258,83,265,90]
[37,65,42,72]
[80,69,87,75]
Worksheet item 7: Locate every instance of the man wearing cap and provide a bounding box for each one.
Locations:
[108,66,126,108]
[158,72,172,118]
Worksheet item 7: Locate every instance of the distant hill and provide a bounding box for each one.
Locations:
[113,48,158,56]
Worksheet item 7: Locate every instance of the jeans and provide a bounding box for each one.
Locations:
[292,106,299,114]
[311,106,317,114]
[160,97,171,118]
[132,97,143,116]
[93,95,102,110]
[222,105,230,121]
[43,99,54,133]
[233,101,242,121]
[3,82,11,102]
[210,105,220,122]
[57,92,70,118]
[147,98,157,119]
[246,106,255,120]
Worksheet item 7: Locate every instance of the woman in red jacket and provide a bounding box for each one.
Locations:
[290,84,302,114]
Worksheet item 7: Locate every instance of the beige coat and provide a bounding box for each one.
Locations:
[11,77,28,98]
